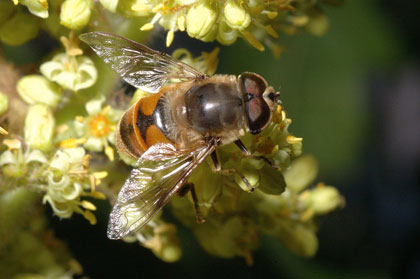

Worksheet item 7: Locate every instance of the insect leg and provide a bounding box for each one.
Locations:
[210,150,255,192]
[234,139,280,169]
[210,150,221,171]
[176,182,205,224]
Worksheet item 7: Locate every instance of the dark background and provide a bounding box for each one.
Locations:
[8,0,418,278]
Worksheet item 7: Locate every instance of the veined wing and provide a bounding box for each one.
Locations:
[79,32,206,93]
[107,142,215,239]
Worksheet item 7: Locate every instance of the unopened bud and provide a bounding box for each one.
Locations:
[17,75,62,107]
[60,0,92,30]
[306,185,343,214]
[186,1,218,41]
[224,0,251,30]
[283,155,318,193]
[24,104,55,152]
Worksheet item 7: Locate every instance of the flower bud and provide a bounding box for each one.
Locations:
[258,165,286,195]
[158,244,182,262]
[0,91,8,115]
[24,104,55,152]
[60,0,92,30]
[20,0,49,18]
[235,168,259,192]
[305,185,343,215]
[283,155,318,193]
[186,0,218,41]
[0,11,39,46]
[17,75,62,107]
[223,0,251,30]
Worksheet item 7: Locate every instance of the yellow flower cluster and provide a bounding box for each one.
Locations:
[42,147,106,224]
[0,138,106,224]
[100,0,329,54]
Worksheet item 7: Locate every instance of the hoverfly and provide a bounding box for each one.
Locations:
[80,32,281,240]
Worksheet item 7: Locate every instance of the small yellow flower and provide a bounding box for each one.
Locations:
[40,53,97,91]
[74,96,123,160]
[42,147,104,224]
[89,113,111,137]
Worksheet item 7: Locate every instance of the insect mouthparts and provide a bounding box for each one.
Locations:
[274,91,282,105]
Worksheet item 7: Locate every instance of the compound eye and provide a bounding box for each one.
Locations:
[240,73,271,134]
[247,97,270,134]
[241,73,267,100]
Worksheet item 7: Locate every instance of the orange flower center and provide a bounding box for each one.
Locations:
[89,114,110,137]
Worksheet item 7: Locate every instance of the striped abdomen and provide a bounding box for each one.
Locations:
[115,91,174,161]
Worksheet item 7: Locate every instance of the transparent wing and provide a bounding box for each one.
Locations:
[107,142,215,239]
[79,32,206,93]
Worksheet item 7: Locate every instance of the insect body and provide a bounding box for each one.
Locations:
[80,32,281,239]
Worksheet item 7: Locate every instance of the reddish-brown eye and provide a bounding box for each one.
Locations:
[247,97,270,134]
[242,72,266,98]
[240,72,271,134]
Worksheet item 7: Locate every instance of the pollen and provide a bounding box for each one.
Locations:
[242,31,265,51]
[140,23,154,31]
[89,114,111,137]
[286,135,303,144]
[58,137,87,148]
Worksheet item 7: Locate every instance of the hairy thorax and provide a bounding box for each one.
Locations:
[169,75,246,148]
